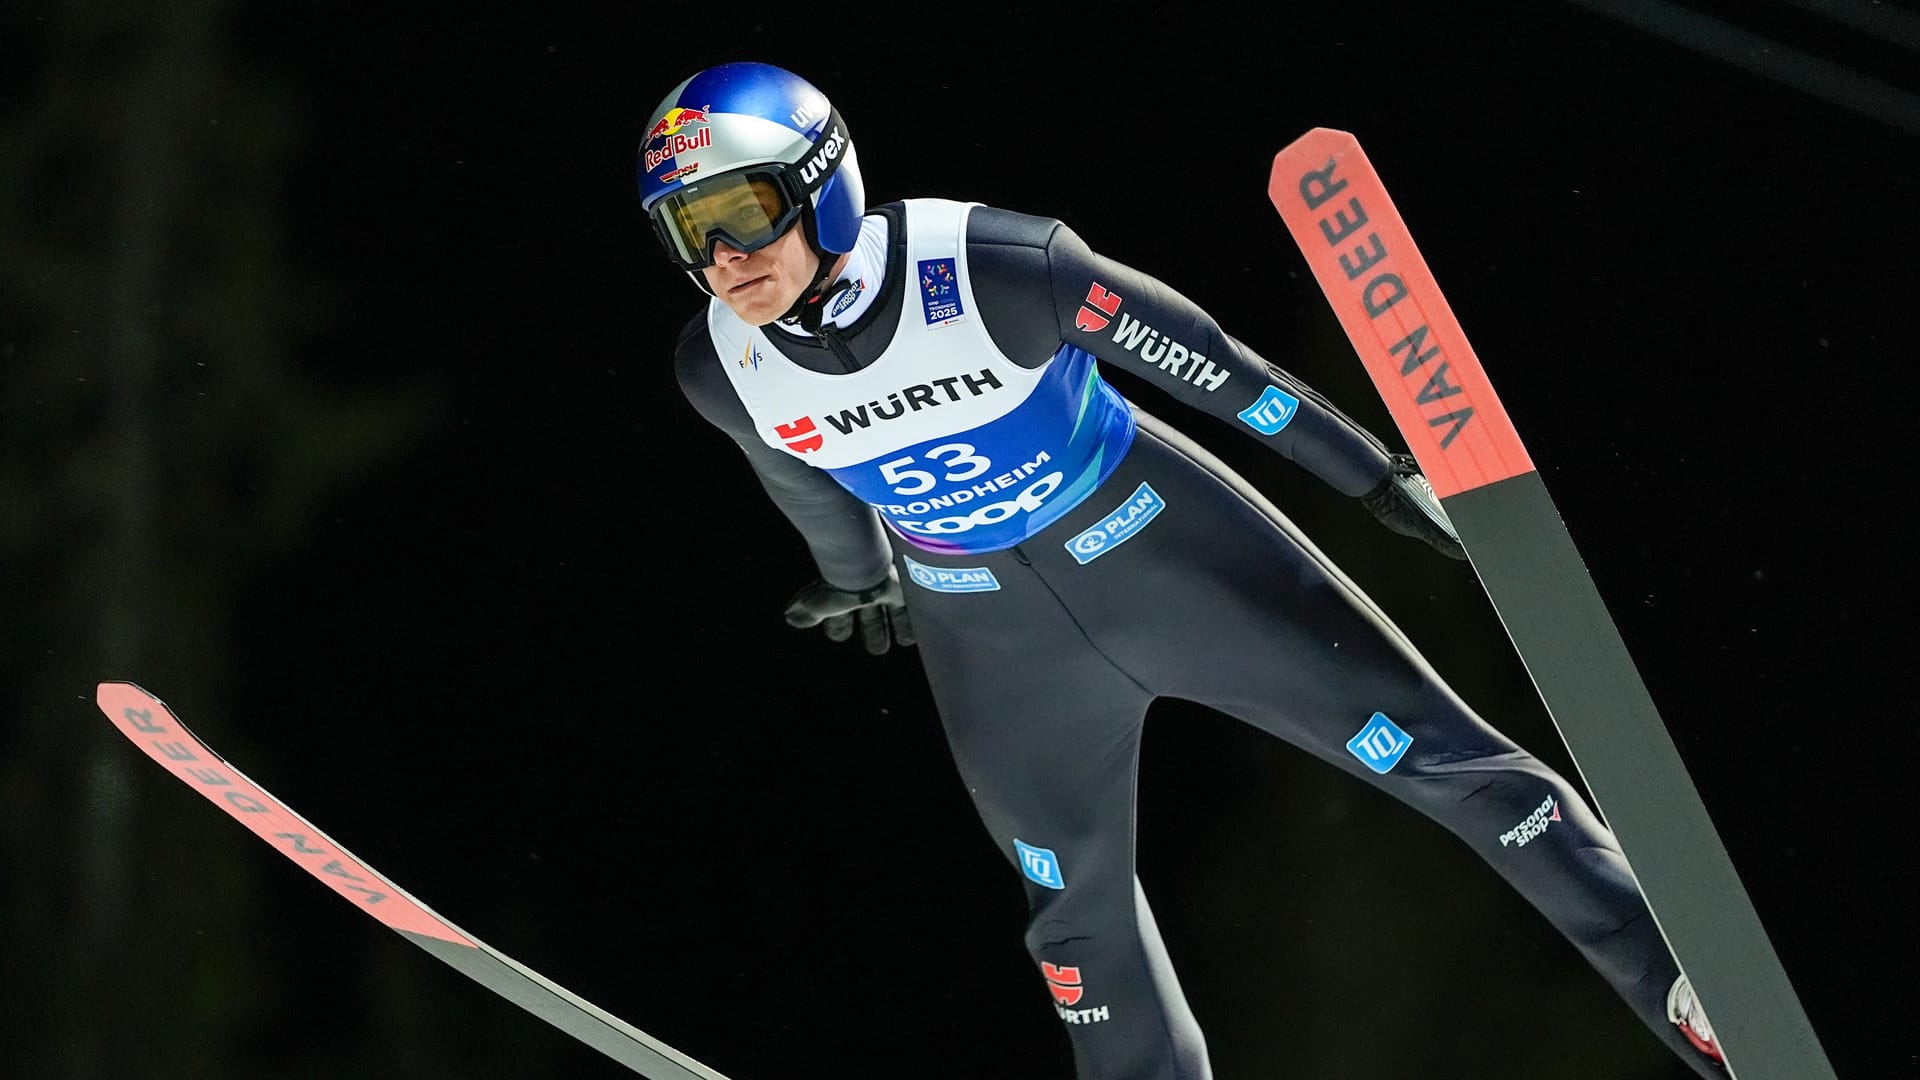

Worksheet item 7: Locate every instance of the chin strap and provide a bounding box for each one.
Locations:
[779,203,859,333]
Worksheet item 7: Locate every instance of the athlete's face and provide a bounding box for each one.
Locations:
[701,227,818,326]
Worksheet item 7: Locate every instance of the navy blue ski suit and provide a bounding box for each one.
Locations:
[673,198,1713,1079]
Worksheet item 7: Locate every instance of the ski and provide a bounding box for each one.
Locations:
[1267,129,1834,1080]
[94,680,731,1080]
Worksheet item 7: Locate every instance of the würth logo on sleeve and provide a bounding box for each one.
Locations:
[1041,962,1111,1024]
[1076,282,1121,332]
[774,416,822,454]
[1041,962,1083,1006]
[1077,280,1228,392]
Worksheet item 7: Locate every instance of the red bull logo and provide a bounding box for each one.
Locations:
[644,127,712,173]
[643,107,713,173]
[645,106,710,144]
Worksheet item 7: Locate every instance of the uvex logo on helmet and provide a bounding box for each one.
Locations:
[796,125,847,187]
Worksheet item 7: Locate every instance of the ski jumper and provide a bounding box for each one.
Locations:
[673,198,1713,1080]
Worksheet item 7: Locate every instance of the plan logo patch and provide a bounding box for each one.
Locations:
[904,556,1000,593]
[1238,385,1301,435]
[1014,839,1065,890]
[917,258,965,326]
[1065,483,1164,565]
[1346,712,1412,774]
[1081,281,1229,392]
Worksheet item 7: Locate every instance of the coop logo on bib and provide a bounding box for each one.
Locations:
[898,470,1062,539]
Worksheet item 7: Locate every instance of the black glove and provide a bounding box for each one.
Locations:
[1361,454,1467,561]
[783,569,916,655]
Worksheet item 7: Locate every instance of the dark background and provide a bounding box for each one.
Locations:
[4,2,1915,1078]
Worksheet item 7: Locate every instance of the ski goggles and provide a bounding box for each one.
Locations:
[650,169,805,271]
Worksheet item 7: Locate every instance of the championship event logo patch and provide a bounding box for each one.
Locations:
[917,258,965,326]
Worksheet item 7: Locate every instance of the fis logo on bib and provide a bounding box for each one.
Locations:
[1238,385,1301,435]
[905,556,1000,593]
[1014,839,1065,889]
[1065,483,1164,564]
[1498,795,1563,848]
[917,259,965,326]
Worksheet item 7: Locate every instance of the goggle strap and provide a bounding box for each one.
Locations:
[788,107,850,202]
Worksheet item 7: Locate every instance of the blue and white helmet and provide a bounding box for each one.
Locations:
[638,62,864,279]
